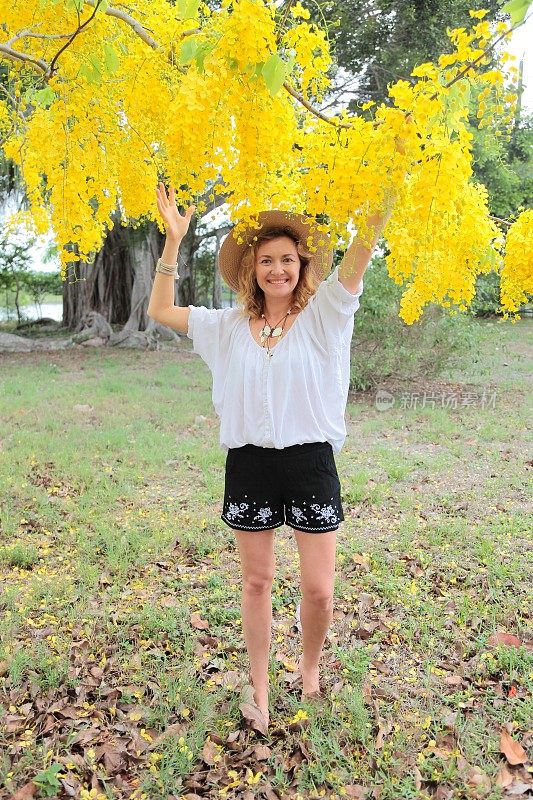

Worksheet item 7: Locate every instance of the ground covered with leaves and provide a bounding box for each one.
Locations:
[0,318,532,800]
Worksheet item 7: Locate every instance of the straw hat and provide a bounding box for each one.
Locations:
[218,209,334,292]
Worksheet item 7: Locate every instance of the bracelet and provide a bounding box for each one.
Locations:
[155,257,180,279]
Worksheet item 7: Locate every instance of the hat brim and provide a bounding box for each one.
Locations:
[218,210,334,293]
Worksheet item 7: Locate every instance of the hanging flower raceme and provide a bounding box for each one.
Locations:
[500,210,533,318]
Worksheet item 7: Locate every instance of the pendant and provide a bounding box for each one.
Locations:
[260,324,283,341]
[260,326,272,344]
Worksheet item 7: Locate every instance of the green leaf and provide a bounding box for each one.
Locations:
[176,0,200,21]
[79,54,102,84]
[32,87,57,108]
[500,0,531,26]
[248,62,265,82]
[33,763,63,797]
[178,38,199,65]
[262,54,288,96]
[103,42,119,74]
[194,41,216,73]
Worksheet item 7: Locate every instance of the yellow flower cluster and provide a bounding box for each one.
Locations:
[437,15,519,139]
[0,0,530,322]
[0,98,10,139]
[290,1,311,20]
[211,0,277,71]
[282,21,332,101]
[500,210,533,319]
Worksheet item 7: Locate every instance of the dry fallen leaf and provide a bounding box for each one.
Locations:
[253,743,271,760]
[496,764,515,788]
[504,782,533,795]
[201,737,219,766]
[433,787,454,800]
[343,785,367,798]
[500,727,528,765]
[466,765,491,790]
[413,765,423,790]
[12,782,38,800]
[190,611,209,630]
[488,632,522,648]
[239,684,268,736]
[443,675,463,686]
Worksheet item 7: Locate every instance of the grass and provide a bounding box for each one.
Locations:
[0,316,531,800]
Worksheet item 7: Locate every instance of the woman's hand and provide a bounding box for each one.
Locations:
[156,182,196,241]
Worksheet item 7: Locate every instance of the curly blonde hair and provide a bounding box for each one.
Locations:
[234,226,321,319]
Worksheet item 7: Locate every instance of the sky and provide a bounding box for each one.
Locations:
[11,11,533,274]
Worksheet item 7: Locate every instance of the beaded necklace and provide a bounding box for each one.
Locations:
[259,307,293,358]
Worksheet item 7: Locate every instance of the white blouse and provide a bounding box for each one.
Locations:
[186,264,364,455]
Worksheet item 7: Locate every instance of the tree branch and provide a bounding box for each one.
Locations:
[432,15,531,99]
[278,0,297,36]
[5,1,521,136]
[0,43,49,73]
[317,74,362,111]
[195,223,232,243]
[489,214,512,226]
[8,29,77,45]
[0,0,356,130]
[48,0,103,77]
[283,80,353,128]
[85,0,160,49]
[195,186,228,216]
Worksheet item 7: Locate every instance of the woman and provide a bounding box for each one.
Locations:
[149,186,393,734]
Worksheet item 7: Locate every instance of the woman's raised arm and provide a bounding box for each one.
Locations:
[147,184,196,333]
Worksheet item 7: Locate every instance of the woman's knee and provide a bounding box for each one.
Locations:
[243,574,274,594]
[302,586,334,608]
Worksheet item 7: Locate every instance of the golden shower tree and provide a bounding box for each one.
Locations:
[0,0,531,323]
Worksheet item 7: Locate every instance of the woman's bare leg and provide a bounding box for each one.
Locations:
[293,528,337,694]
[234,528,276,720]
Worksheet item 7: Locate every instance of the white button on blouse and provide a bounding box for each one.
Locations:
[186,264,364,455]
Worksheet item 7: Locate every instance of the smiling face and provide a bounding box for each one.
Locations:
[255,235,301,300]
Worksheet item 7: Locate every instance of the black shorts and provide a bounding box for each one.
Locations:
[220,441,344,533]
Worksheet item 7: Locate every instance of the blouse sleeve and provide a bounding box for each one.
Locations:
[309,264,364,347]
[187,305,235,373]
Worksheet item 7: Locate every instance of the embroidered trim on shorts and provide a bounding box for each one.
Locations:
[220,515,284,531]
[285,498,342,530]
[221,496,284,531]
[285,522,339,532]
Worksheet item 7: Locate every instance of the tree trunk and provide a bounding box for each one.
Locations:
[175,219,199,308]
[63,206,138,331]
[62,194,222,343]
[212,226,232,308]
